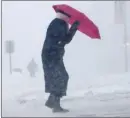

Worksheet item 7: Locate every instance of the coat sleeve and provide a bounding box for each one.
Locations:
[47,20,80,46]
[62,21,80,45]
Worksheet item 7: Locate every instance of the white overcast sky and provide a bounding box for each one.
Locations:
[2,1,130,77]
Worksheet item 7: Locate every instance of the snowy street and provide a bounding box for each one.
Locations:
[2,73,130,117]
[2,88,130,117]
[3,91,130,117]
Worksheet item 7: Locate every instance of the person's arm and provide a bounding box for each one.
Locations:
[63,21,80,44]
[47,20,80,46]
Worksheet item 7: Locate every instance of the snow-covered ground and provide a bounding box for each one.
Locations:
[2,72,130,117]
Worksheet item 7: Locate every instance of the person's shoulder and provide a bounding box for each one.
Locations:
[47,18,67,32]
[50,18,67,26]
[47,18,58,29]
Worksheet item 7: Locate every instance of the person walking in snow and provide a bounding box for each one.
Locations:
[41,10,80,113]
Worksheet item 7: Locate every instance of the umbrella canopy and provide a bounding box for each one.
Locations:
[53,4,101,39]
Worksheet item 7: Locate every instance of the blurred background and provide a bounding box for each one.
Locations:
[1,1,130,117]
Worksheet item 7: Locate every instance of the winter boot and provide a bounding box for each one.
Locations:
[52,96,69,113]
[45,94,55,109]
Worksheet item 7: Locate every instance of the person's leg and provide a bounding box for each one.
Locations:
[42,60,55,109]
[50,60,69,112]
[45,92,69,112]
[45,93,55,109]
[45,60,69,112]
[52,95,69,113]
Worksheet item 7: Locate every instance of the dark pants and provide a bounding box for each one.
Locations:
[42,58,69,97]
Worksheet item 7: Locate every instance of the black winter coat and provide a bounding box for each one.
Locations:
[41,18,79,97]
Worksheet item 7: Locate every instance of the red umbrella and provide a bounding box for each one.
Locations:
[53,4,101,39]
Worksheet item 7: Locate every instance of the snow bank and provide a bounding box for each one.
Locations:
[88,72,130,94]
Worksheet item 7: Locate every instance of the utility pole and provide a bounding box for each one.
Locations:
[122,2,129,72]
[123,8,128,72]
[115,1,128,72]
[5,40,15,74]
